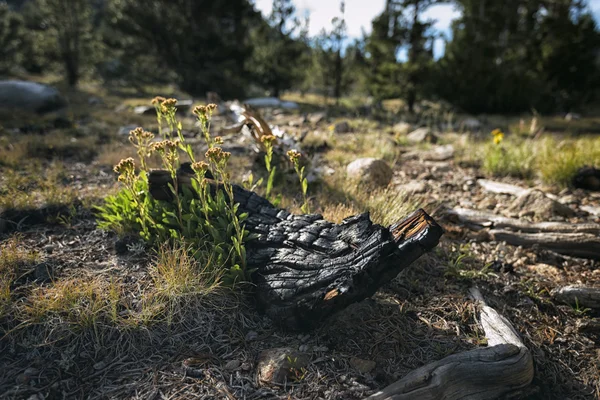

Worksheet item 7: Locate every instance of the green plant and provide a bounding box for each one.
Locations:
[95,98,250,286]
[261,134,277,199]
[572,298,591,316]
[287,149,310,214]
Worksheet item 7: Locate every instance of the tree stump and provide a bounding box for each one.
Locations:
[147,170,444,330]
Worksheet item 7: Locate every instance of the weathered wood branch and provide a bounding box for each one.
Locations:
[490,229,600,260]
[552,285,600,310]
[366,288,533,400]
[445,207,600,235]
[445,207,600,260]
[147,170,444,330]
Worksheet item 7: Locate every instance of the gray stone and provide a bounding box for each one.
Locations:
[392,121,412,135]
[349,357,376,373]
[34,262,53,283]
[407,127,438,144]
[118,125,139,135]
[346,158,393,188]
[224,360,241,370]
[397,180,429,194]
[256,347,309,386]
[334,121,351,134]
[308,112,327,124]
[0,80,66,113]
[506,189,576,221]
[461,117,482,131]
[421,144,454,161]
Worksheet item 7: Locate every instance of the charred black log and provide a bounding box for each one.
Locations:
[148,172,444,330]
[572,166,600,191]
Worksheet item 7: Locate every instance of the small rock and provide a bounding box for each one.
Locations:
[256,347,309,386]
[133,106,155,115]
[298,344,310,352]
[334,121,351,134]
[392,122,412,135]
[24,367,40,376]
[346,158,393,188]
[461,117,482,131]
[421,144,454,161]
[407,127,438,144]
[396,180,428,194]
[245,331,258,341]
[93,361,106,370]
[349,357,376,373]
[118,125,139,136]
[308,112,327,124]
[34,262,53,282]
[313,345,329,352]
[241,362,252,371]
[224,360,241,370]
[506,189,576,221]
[564,112,581,121]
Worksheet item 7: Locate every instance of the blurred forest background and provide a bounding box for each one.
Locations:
[1,0,600,115]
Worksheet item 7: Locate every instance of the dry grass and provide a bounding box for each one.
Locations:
[0,162,79,210]
[0,236,39,318]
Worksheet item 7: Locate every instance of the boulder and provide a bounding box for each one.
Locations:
[506,189,576,221]
[0,80,66,113]
[346,158,393,188]
[407,127,438,144]
[256,347,309,386]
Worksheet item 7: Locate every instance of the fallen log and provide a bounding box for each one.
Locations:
[552,285,600,310]
[490,229,600,260]
[445,207,600,259]
[147,169,444,330]
[445,207,600,234]
[366,288,534,400]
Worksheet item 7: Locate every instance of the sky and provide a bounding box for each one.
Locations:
[254,0,600,59]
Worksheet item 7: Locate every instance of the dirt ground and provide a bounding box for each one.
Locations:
[1,89,599,399]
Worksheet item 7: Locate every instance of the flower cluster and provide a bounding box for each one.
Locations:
[191,161,209,174]
[193,103,218,118]
[205,147,231,164]
[150,139,179,153]
[129,127,154,141]
[491,129,504,145]
[287,149,301,164]
[113,157,136,184]
[260,134,277,145]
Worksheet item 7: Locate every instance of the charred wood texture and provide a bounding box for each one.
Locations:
[147,170,444,330]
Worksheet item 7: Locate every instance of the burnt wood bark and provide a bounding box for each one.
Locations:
[366,288,534,400]
[147,170,444,330]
